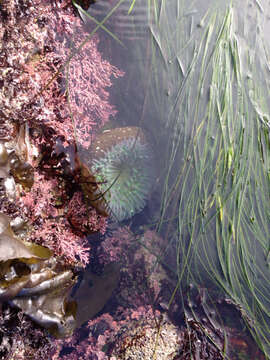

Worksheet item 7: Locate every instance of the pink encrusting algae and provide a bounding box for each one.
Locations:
[30,218,91,267]
[67,191,107,235]
[34,3,124,148]
[0,0,124,269]
[52,306,162,360]
[0,0,125,356]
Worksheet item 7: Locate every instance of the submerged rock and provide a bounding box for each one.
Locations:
[72,262,120,327]
[111,314,182,360]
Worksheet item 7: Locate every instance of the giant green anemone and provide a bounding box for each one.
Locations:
[90,127,155,221]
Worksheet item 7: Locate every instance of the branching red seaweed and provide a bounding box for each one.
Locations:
[0,0,124,355]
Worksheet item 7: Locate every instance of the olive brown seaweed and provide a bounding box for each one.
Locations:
[0,213,77,337]
[0,125,34,200]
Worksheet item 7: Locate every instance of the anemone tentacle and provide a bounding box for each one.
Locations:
[91,130,155,221]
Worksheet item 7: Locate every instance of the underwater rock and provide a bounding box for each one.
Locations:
[111,312,182,360]
[90,127,155,221]
[72,262,120,327]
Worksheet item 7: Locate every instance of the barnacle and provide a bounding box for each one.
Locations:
[0,213,77,338]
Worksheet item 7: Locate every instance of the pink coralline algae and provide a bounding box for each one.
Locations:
[0,0,124,149]
[20,172,91,267]
[67,191,107,235]
[37,6,124,148]
[20,172,60,221]
[58,28,125,148]
[30,218,90,267]
[0,0,124,269]
[0,0,127,276]
[52,306,162,360]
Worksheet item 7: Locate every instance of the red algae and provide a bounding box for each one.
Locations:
[30,218,91,267]
[0,0,124,147]
[50,227,181,359]
[0,0,124,357]
[0,0,124,265]
[67,191,107,235]
[58,25,124,148]
[1,0,259,359]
